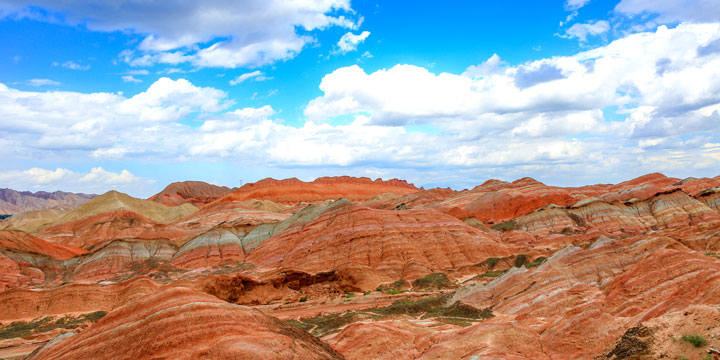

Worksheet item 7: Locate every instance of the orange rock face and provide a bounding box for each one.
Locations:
[148,180,234,207]
[37,210,161,249]
[214,176,419,204]
[28,287,342,360]
[0,230,86,260]
[247,201,511,284]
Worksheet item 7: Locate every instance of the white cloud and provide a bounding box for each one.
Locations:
[463,53,508,77]
[0,167,150,193]
[229,70,271,85]
[121,75,142,83]
[615,0,720,23]
[336,31,370,54]
[565,0,591,11]
[27,79,60,86]
[560,20,610,42]
[52,60,90,70]
[126,69,149,75]
[2,1,360,68]
[79,167,140,184]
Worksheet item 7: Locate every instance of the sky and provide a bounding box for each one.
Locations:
[1,0,720,197]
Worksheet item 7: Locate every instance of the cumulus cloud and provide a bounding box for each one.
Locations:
[565,0,591,11]
[1,0,360,68]
[559,20,610,42]
[1,23,720,189]
[0,167,150,194]
[463,54,508,77]
[615,0,720,23]
[335,31,370,54]
[121,75,142,83]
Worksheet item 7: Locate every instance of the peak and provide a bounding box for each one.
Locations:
[512,177,544,186]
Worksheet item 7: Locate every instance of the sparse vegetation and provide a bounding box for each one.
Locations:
[412,273,454,290]
[378,279,410,293]
[0,311,107,340]
[299,296,307,302]
[491,219,519,232]
[705,252,720,259]
[385,289,408,295]
[514,254,528,267]
[476,257,501,270]
[473,270,508,279]
[681,334,707,347]
[525,256,547,268]
[287,293,493,336]
[0,214,11,220]
[344,291,355,298]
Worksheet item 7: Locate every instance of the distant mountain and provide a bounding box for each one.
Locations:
[213,176,420,204]
[0,188,95,214]
[148,181,234,207]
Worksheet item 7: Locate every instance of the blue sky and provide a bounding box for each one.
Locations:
[1,0,719,197]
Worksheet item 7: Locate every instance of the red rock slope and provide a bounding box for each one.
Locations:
[214,176,419,204]
[148,181,234,207]
[0,230,86,260]
[28,287,342,360]
[246,201,511,284]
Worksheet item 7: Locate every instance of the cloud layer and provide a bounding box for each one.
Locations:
[0,0,360,68]
[1,22,719,191]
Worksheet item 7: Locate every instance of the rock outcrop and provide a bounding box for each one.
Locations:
[148,181,234,207]
[247,201,512,285]
[214,176,419,204]
[27,287,342,360]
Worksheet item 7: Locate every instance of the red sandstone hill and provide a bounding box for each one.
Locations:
[213,176,419,204]
[27,287,342,360]
[246,201,512,287]
[148,181,234,207]
[0,230,86,260]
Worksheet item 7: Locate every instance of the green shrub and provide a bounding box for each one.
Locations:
[473,270,508,279]
[681,334,707,347]
[0,311,107,340]
[525,257,547,268]
[490,220,519,232]
[412,273,453,290]
[385,289,408,295]
[299,296,307,302]
[344,292,355,298]
[514,254,528,267]
[476,257,500,270]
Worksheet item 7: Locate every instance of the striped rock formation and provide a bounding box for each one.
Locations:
[247,201,512,284]
[214,176,419,204]
[148,180,234,207]
[28,287,342,360]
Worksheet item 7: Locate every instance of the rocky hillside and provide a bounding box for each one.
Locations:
[0,189,95,214]
[1,173,720,359]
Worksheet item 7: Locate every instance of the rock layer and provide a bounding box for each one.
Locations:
[148,181,234,207]
[28,287,342,360]
[215,176,419,204]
